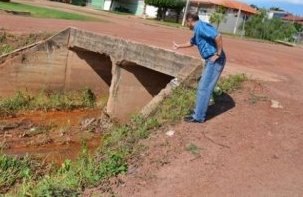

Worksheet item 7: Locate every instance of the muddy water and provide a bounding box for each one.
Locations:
[0,109,103,164]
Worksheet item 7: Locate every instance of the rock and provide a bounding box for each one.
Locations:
[213,86,223,96]
[81,118,96,130]
[271,100,283,109]
[165,130,175,137]
[169,78,180,88]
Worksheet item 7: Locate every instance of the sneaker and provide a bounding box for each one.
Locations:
[183,115,203,123]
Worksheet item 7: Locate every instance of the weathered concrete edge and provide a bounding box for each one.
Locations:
[68,27,202,79]
[66,27,203,119]
[140,62,201,117]
[0,28,70,66]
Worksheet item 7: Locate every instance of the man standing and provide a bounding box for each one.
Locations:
[173,13,226,123]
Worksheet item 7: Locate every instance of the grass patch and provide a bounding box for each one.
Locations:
[5,74,247,195]
[0,31,52,56]
[0,2,100,21]
[249,93,268,104]
[9,145,128,196]
[153,87,196,123]
[217,74,247,93]
[0,44,13,55]
[145,18,184,28]
[0,88,96,117]
[185,143,201,156]
[0,154,33,193]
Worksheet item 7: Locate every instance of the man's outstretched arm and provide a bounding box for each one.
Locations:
[173,41,193,50]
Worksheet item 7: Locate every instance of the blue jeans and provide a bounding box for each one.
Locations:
[192,52,226,122]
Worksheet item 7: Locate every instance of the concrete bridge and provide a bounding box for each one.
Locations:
[0,27,202,121]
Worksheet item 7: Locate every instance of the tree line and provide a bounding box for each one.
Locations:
[245,9,300,42]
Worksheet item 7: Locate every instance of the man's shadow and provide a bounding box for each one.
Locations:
[206,93,235,121]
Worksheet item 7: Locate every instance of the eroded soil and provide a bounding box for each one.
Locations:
[0,109,103,164]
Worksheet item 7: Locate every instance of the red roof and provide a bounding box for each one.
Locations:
[191,0,257,14]
[282,15,303,24]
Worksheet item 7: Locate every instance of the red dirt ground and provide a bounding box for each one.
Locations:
[1,2,303,196]
[1,109,102,164]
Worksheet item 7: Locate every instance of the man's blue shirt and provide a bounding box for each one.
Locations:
[190,21,218,59]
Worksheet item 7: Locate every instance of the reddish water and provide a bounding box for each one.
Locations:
[0,109,103,164]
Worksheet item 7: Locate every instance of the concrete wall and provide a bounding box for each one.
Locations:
[0,30,113,98]
[0,28,202,122]
[65,47,112,97]
[195,5,248,34]
[145,5,158,18]
[0,29,70,95]
[103,0,111,10]
[90,0,105,9]
[108,61,173,121]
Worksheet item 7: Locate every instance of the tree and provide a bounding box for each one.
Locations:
[145,0,185,21]
[250,4,259,10]
[245,9,297,41]
[270,7,284,11]
[210,6,227,29]
[294,23,303,32]
[71,0,86,6]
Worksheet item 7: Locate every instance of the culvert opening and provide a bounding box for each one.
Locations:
[67,47,113,102]
[109,60,174,121]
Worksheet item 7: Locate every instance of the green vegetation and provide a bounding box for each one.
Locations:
[4,74,247,195]
[185,143,201,156]
[145,18,183,28]
[210,6,227,29]
[0,2,100,21]
[245,9,297,42]
[249,94,267,104]
[294,23,303,32]
[1,31,52,56]
[0,89,96,116]
[0,154,33,193]
[145,0,185,21]
[0,44,13,55]
[217,74,247,93]
[153,86,196,123]
[71,0,86,7]
[12,145,127,196]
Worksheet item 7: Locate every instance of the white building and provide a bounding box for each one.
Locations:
[190,0,257,34]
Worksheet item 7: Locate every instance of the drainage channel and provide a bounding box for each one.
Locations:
[1,109,102,164]
[0,27,202,163]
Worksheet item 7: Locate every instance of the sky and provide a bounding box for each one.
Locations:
[238,0,303,16]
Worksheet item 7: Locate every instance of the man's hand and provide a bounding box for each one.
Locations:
[210,54,220,62]
[173,41,193,50]
[173,41,179,50]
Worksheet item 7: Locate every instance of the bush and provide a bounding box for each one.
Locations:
[0,154,32,193]
[114,6,131,13]
[71,0,86,6]
[245,9,297,41]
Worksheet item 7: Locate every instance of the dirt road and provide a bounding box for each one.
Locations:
[1,2,303,196]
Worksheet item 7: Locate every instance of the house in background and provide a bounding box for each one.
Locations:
[86,0,257,34]
[282,15,303,44]
[282,15,303,25]
[87,0,158,17]
[190,0,257,34]
[267,10,288,19]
